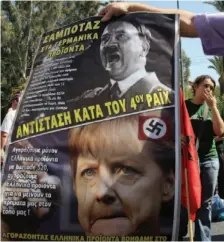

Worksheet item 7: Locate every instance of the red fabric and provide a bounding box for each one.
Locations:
[180,89,201,221]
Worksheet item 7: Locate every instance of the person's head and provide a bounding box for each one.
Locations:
[11,93,21,109]
[100,18,151,81]
[192,75,216,98]
[68,110,175,236]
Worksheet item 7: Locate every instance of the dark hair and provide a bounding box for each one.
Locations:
[122,17,152,44]
[192,75,216,96]
[104,15,152,44]
[11,93,20,102]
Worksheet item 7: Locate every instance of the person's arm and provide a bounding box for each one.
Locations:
[203,91,224,136]
[193,13,224,56]
[211,106,224,136]
[0,111,13,150]
[99,2,197,37]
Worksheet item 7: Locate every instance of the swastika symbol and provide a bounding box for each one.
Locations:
[143,118,167,139]
[146,120,164,135]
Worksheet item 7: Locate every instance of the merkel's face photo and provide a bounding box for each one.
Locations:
[73,136,174,236]
[100,21,146,81]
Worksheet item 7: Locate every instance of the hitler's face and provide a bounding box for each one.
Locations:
[73,138,174,236]
[100,21,148,81]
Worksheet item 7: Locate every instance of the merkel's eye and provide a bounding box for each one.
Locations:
[114,165,138,175]
[81,168,96,177]
[122,166,137,175]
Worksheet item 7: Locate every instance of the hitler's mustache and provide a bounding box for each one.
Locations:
[102,44,120,56]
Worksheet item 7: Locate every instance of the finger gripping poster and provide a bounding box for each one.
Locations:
[1,13,180,241]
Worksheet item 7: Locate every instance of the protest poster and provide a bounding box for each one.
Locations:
[1,13,180,241]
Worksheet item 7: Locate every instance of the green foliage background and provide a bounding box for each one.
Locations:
[1,1,223,121]
[1,1,104,120]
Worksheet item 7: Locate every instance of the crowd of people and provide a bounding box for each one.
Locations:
[1,2,224,241]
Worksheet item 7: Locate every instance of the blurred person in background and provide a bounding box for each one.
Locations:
[1,93,21,166]
[212,104,224,223]
[185,75,224,241]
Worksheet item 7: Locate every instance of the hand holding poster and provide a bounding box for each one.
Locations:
[1,13,180,241]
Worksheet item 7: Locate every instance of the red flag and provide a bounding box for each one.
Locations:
[179,89,201,221]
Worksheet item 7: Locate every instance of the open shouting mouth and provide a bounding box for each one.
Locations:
[104,46,121,65]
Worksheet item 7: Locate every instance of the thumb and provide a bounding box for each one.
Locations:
[98,7,106,16]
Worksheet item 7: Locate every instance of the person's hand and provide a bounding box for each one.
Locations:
[99,2,132,21]
[215,134,224,142]
[203,90,217,109]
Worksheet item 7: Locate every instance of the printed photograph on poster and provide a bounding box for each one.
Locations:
[1,107,176,241]
[1,12,180,241]
[10,13,176,142]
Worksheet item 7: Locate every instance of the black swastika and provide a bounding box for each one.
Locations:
[146,120,164,136]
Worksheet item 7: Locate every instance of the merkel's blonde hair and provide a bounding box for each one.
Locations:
[68,110,175,175]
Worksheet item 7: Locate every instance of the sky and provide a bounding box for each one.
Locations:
[137,0,219,83]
